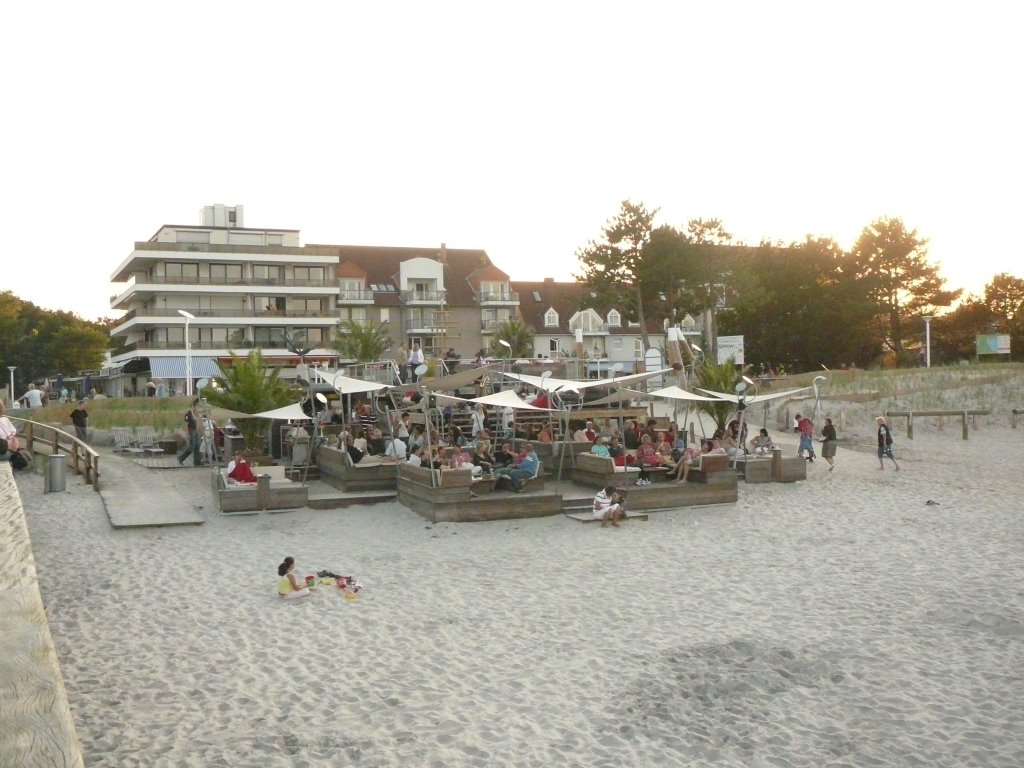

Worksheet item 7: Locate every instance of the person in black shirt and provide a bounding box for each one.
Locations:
[177,399,201,466]
[69,399,89,443]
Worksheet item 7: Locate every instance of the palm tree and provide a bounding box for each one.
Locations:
[205,349,298,450]
[489,319,534,358]
[693,359,741,433]
[333,320,392,363]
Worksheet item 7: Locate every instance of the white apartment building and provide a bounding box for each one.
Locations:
[108,205,340,394]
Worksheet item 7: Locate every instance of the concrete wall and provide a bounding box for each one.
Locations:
[0,464,84,767]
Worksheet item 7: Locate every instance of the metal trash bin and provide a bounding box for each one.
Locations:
[45,454,67,493]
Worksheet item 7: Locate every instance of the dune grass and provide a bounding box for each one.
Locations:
[27,397,194,432]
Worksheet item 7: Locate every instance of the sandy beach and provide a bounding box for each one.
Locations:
[15,385,1024,767]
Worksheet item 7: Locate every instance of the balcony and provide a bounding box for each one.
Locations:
[568,323,610,335]
[479,290,519,305]
[480,319,512,333]
[401,290,446,304]
[337,289,375,303]
[405,318,448,333]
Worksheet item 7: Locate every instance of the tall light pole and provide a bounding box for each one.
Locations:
[6,366,15,407]
[498,339,512,387]
[922,316,934,368]
[178,310,195,397]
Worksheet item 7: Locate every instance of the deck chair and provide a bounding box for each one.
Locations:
[112,427,146,455]
[135,426,165,456]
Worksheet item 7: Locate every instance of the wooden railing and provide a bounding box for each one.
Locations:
[10,417,101,491]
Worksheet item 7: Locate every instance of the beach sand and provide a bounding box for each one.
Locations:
[16,399,1024,767]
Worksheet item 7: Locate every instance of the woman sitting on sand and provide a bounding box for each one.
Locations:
[277,557,310,599]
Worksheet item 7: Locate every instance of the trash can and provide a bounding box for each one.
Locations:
[46,454,67,494]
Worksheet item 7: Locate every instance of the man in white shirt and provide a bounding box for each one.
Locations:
[20,384,44,409]
[409,343,425,382]
[384,437,407,462]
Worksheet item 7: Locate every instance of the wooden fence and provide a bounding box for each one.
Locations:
[10,417,101,491]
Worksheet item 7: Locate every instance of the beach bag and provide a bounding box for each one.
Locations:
[9,449,30,471]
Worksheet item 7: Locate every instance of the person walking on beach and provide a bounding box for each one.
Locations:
[796,413,815,462]
[277,557,311,599]
[875,416,900,470]
[69,399,89,443]
[177,399,201,466]
[820,417,837,471]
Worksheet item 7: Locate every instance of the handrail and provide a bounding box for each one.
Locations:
[9,417,101,491]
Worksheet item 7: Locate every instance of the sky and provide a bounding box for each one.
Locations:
[2,1,1021,321]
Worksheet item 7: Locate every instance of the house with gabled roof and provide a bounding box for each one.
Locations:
[511,278,662,375]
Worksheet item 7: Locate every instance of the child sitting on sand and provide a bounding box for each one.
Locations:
[277,557,311,599]
[593,485,625,527]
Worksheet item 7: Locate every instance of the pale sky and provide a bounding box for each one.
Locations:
[2,1,1020,321]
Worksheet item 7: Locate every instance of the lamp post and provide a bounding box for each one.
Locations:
[178,310,195,397]
[498,339,512,387]
[6,366,15,407]
[732,375,757,468]
[922,316,934,368]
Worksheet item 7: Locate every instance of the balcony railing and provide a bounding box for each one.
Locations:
[115,308,339,322]
[338,289,375,302]
[568,323,610,334]
[405,318,447,332]
[401,290,446,303]
[126,275,336,288]
[110,340,333,354]
[479,291,519,303]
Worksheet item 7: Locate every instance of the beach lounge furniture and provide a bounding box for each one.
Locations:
[135,426,165,456]
[111,427,146,456]
[571,453,642,487]
[213,465,308,513]
[316,446,398,492]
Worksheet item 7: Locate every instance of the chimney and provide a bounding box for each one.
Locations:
[439,242,447,264]
[544,277,555,285]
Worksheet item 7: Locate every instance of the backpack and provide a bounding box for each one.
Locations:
[9,449,30,471]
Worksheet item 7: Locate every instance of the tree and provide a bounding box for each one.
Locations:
[693,358,742,433]
[846,217,960,357]
[332,320,392,363]
[574,201,658,351]
[489,319,534,358]
[205,349,297,450]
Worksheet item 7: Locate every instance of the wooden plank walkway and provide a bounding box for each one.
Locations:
[98,454,204,528]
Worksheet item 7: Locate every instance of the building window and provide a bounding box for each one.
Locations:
[612,337,623,351]
[210,263,243,281]
[634,339,644,357]
[339,278,365,300]
[549,338,559,353]
[339,307,368,323]
[481,280,507,300]
[379,308,390,323]
[253,327,288,346]
[292,266,324,282]
[607,310,621,327]
[288,298,324,314]
[165,262,199,282]
[253,265,284,282]
[544,309,559,327]
[267,234,283,246]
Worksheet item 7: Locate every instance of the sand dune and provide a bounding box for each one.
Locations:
[15,372,1024,767]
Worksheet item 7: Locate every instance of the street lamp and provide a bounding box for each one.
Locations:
[6,366,15,407]
[498,339,512,387]
[178,310,195,397]
[922,316,934,368]
[732,375,757,468]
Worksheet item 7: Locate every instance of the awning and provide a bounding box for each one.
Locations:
[149,356,223,379]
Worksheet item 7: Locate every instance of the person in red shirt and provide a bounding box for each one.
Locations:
[227,450,258,484]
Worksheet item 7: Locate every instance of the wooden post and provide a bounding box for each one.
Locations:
[771,447,783,482]
[962,411,969,440]
[907,412,914,440]
[257,473,271,511]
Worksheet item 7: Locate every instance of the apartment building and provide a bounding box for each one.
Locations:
[107,205,521,394]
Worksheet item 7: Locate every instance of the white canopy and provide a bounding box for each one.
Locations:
[502,368,675,394]
[314,369,389,394]
[648,385,728,403]
[580,388,649,407]
[695,386,810,404]
[414,365,497,392]
[250,403,312,420]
